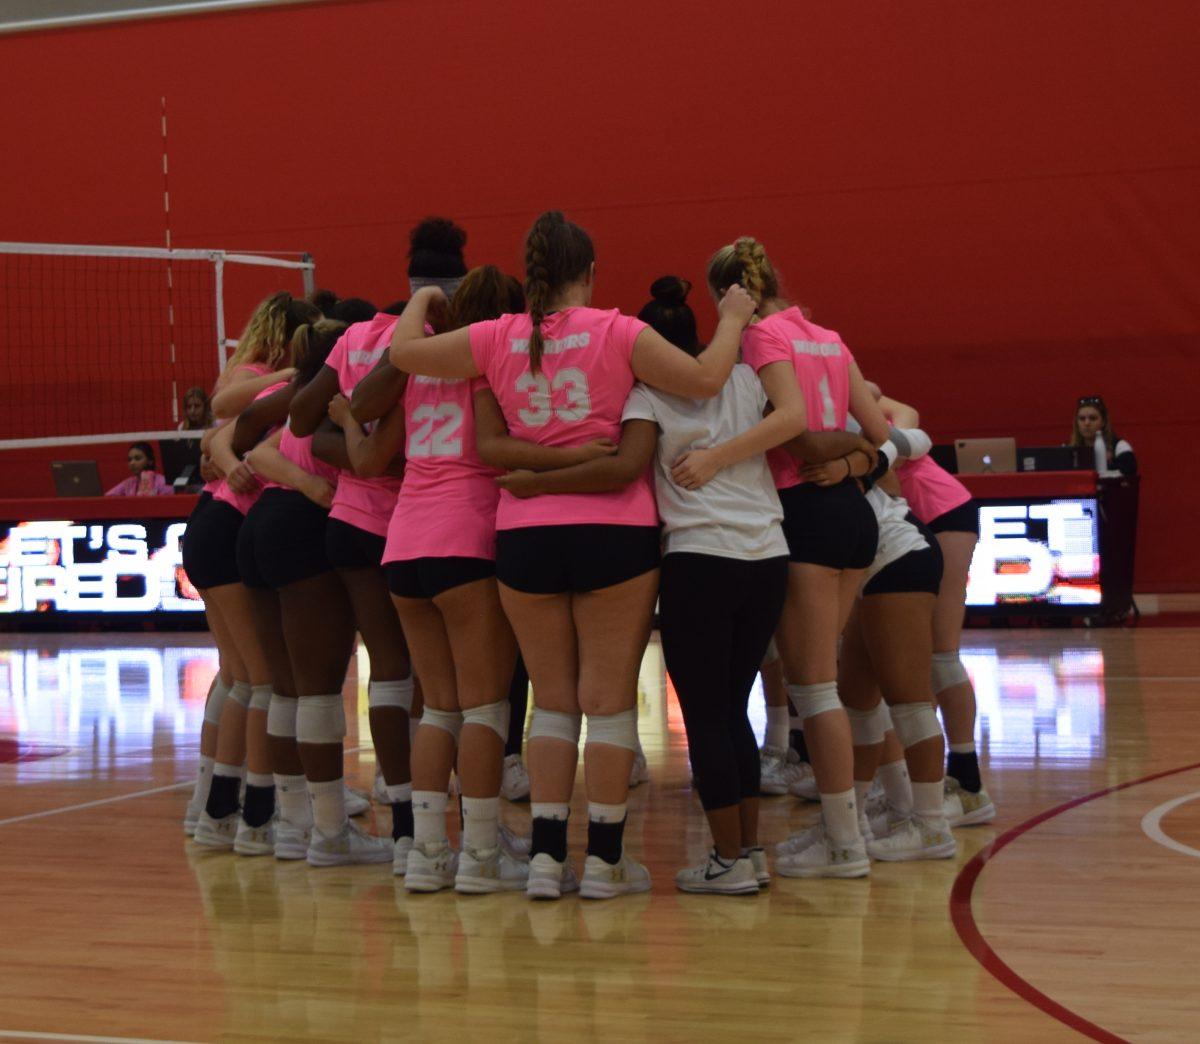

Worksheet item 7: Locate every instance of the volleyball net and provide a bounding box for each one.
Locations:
[0,243,315,450]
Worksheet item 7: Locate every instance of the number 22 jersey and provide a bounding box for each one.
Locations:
[468,307,659,531]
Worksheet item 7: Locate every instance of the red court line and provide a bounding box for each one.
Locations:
[949,760,1200,1043]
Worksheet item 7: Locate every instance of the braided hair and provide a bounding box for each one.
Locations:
[523,211,595,373]
[705,236,780,311]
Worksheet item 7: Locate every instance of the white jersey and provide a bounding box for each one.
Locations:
[864,485,929,582]
[622,364,788,561]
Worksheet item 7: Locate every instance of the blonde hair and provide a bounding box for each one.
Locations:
[706,236,780,309]
[290,318,348,383]
[225,291,320,374]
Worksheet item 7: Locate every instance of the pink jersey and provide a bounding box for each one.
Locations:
[212,380,287,515]
[202,362,273,494]
[896,454,971,525]
[262,425,340,492]
[468,307,657,530]
[325,314,403,536]
[383,376,500,562]
[741,308,854,491]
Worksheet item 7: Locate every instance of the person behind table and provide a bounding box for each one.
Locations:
[1070,395,1137,476]
[179,386,213,431]
[106,441,172,496]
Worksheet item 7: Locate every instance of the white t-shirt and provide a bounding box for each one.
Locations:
[864,485,929,582]
[622,364,788,561]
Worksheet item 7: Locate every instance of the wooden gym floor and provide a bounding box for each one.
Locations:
[1,624,1197,1043]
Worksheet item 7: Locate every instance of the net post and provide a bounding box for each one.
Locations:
[213,252,227,372]
[301,252,315,299]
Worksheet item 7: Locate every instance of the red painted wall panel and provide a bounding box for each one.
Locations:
[1,0,1197,588]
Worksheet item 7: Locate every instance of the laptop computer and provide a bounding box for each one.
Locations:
[51,460,103,497]
[955,438,1017,475]
[1018,446,1090,472]
[158,437,202,487]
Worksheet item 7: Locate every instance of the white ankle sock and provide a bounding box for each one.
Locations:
[878,759,914,814]
[190,755,214,807]
[461,796,500,851]
[213,761,244,781]
[308,777,346,837]
[531,802,569,822]
[949,741,976,754]
[413,790,449,846]
[275,773,312,827]
[912,780,945,822]
[588,801,627,824]
[765,706,790,750]
[820,788,860,846]
[386,782,413,804]
[853,779,872,806]
[245,771,273,789]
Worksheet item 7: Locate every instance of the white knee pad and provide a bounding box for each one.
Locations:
[761,638,780,668]
[420,706,463,742]
[584,708,639,752]
[461,700,509,742]
[368,676,414,714]
[889,701,943,748]
[249,684,272,712]
[296,694,347,744]
[227,680,252,709]
[931,652,970,695]
[846,700,891,747]
[528,708,583,745]
[202,677,231,727]
[267,694,298,739]
[787,682,841,721]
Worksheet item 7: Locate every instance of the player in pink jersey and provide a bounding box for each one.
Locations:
[876,388,995,826]
[181,297,311,841]
[708,237,891,879]
[390,210,757,900]
[343,266,545,892]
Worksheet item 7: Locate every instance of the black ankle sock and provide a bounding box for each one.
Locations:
[530,817,568,862]
[789,729,810,763]
[242,784,275,828]
[947,751,982,793]
[392,800,414,841]
[586,817,626,865]
[206,773,241,819]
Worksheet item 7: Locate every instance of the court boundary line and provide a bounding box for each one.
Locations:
[0,1031,198,1043]
[0,745,370,828]
[949,760,1200,1044]
[1140,789,1200,860]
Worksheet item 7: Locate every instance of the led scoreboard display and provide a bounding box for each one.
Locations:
[966,497,1101,610]
[0,518,202,616]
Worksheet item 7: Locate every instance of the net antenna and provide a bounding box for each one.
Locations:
[0,241,315,451]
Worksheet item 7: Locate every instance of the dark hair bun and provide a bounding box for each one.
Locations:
[410,217,467,255]
[649,276,691,307]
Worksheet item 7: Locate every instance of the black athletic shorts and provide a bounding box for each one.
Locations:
[386,557,495,599]
[236,488,331,590]
[495,524,661,594]
[863,542,944,597]
[181,495,244,590]
[927,499,979,536]
[325,516,386,570]
[778,480,878,570]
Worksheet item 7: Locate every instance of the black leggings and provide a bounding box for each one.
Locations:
[658,552,789,811]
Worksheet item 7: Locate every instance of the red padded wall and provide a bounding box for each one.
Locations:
[1,0,1197,589]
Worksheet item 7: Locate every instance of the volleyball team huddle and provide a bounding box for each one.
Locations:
[181,211,996,901]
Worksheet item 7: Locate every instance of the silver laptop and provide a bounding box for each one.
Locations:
[954,438,1017,475]
[51,460,103,497]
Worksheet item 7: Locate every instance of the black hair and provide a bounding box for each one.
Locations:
[129,441,157,470]
[408,217,468,278]
[328,297,378,325]
[381,300,409,316]
[637,276,701,356]
[308,288,339,314]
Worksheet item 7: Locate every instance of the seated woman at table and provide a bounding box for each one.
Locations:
[106,441,173,496]
[1070,396,1137,476]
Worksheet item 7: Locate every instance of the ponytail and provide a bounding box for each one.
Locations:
[706,236,781,311]
[290,318,348,385]
[522,210,595,374]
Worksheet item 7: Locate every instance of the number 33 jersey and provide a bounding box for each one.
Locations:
[468,307,659,531]
[740,307,855,492]
[385,374,500,563]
